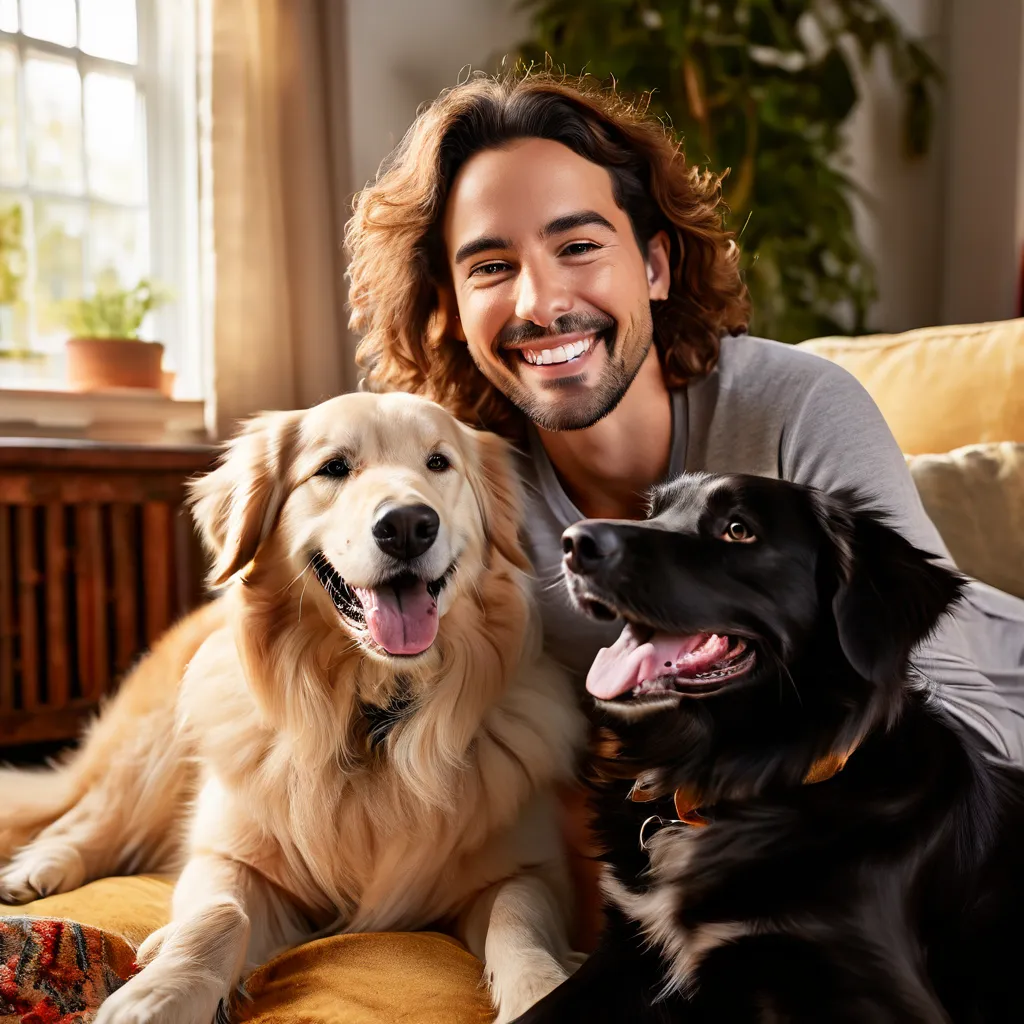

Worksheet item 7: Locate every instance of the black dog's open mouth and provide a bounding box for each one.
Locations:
[310,551,455,658]
[583,609,758,702]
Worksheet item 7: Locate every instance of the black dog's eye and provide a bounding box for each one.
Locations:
[426,452,451,472]
[317,457,350,479]
[722,520,756,544]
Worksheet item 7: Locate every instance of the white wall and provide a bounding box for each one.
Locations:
[343,0,1024,335]
[344,0,526,194]
[844,0,947,332]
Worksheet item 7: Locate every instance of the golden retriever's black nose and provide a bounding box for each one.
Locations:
[562,522,623,575]
[373,504,440,561]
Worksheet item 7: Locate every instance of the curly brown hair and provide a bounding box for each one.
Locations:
[346,69,749,441]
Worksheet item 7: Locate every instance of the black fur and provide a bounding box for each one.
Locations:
[514,473,1024,1023]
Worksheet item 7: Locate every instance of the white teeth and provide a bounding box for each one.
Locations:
[521,336,594,366]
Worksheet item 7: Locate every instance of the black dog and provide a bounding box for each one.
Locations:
[515,473,1024,1023]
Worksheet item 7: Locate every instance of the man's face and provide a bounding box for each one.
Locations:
[443,137,669,432]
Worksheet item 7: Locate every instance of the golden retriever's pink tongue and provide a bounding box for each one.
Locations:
[351,581,438,656]
[586,625,727,699]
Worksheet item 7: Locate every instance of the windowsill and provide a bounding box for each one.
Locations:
[0,386,209,444]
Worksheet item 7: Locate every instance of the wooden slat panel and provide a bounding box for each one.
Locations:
[109,503,138,677]
[45,504,69,709]
[0,701,99,746]
[75,505,107,702]
[16,506,39,711]
[142,503,172,646]
[0,507,13,712]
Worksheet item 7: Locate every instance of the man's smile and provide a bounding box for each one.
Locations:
[500,329,611,380]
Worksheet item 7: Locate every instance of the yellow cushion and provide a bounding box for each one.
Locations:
[798,319,1024,455]
[906,442,1024,599]
[0,876,495,1023]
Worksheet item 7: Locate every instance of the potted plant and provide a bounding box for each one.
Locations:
[62,277,172,392]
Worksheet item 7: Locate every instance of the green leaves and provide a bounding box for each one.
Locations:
[60,277,171,340]
[0,203,26,308]
[515,0,940,342]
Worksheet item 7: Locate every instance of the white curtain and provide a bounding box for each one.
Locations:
[199,0,355,438]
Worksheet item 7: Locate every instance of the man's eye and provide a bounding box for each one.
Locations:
[470,261,510,277]
[562,242,599,256]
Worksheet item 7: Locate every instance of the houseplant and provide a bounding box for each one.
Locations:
[515,0,940,342]
[61,277,171,392]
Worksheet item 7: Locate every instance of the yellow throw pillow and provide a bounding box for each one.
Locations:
[1,876,496,1022]
[906,442,1024,598]
[798,319,1024,455]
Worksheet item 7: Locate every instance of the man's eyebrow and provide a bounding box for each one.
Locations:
[542,210,616,237]
[454,235,512,265]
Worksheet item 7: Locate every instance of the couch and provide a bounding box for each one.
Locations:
[2,318,1022,1023]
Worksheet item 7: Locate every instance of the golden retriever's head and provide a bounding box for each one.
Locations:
[188,392,528,663]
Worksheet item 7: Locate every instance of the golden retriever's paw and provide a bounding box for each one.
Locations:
[135,922,177,967]
[0,842,85,903]
[490,953,569,1024]
[95,965,229,1024]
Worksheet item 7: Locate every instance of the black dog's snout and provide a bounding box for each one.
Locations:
[373,503,440,561]
[562,522,623,576]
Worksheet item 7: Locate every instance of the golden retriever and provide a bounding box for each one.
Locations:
[0,392,586,1024]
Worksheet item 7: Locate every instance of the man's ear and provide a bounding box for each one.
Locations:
[813,491,967,685]
[188,410,300,587]
[438,286,466,342]
[459,424,532,574]
[646,230,671,301]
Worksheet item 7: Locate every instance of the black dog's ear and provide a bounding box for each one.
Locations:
[813,491,967,685]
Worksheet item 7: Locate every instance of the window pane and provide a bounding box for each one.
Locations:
[25,54,83,192]
[0,45,20,184]
[84,72,145,202]
[33,198,84,346]
[0,194,28,350]
[89,204,148,295]
[80,0,138,64]
[0,0,18,33]
[21,0,76,48]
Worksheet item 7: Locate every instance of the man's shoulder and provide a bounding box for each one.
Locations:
[716,333,853,390]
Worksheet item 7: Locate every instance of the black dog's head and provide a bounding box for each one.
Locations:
[562,473,966,799]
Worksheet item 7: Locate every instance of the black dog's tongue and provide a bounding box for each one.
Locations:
[587,623,730,699]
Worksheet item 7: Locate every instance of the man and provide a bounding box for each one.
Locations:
[347,71,1024,766]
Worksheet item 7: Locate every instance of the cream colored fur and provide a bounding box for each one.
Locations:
[0,392,586,1024]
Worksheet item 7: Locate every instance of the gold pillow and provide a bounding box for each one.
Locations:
[906,442,1024,598]
[1,876,495,1023]
[798,319,1024,455]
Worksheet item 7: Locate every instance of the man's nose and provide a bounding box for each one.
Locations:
[562,522,624,576]
[514,264,572,327]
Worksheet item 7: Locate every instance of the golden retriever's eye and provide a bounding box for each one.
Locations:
[426,453,451,472]
[317,457,350,479]
[722,520,756,544]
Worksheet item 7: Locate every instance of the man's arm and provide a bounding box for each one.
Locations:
[780,362,1024,764]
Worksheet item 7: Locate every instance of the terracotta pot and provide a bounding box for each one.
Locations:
[65,337,165,391]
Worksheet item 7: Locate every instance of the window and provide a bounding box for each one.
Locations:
[0,0,201,397]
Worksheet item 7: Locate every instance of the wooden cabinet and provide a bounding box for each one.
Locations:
[0,439,214,747]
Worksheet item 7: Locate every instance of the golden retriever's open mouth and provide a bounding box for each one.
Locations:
[310,551,456,657]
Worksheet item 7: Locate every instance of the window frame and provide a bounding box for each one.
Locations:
[0,0,202,400]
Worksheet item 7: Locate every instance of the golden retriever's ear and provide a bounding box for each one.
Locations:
[461,425,532,574]
[188,411,299,587]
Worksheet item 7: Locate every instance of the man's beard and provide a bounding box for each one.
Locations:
[491,307,655,432]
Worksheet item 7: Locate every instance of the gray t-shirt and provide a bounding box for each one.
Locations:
[516,334,1024,764]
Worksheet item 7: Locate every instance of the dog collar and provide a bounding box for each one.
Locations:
[631,748,853,846]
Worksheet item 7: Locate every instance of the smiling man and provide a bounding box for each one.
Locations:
[346,71,1024,767]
